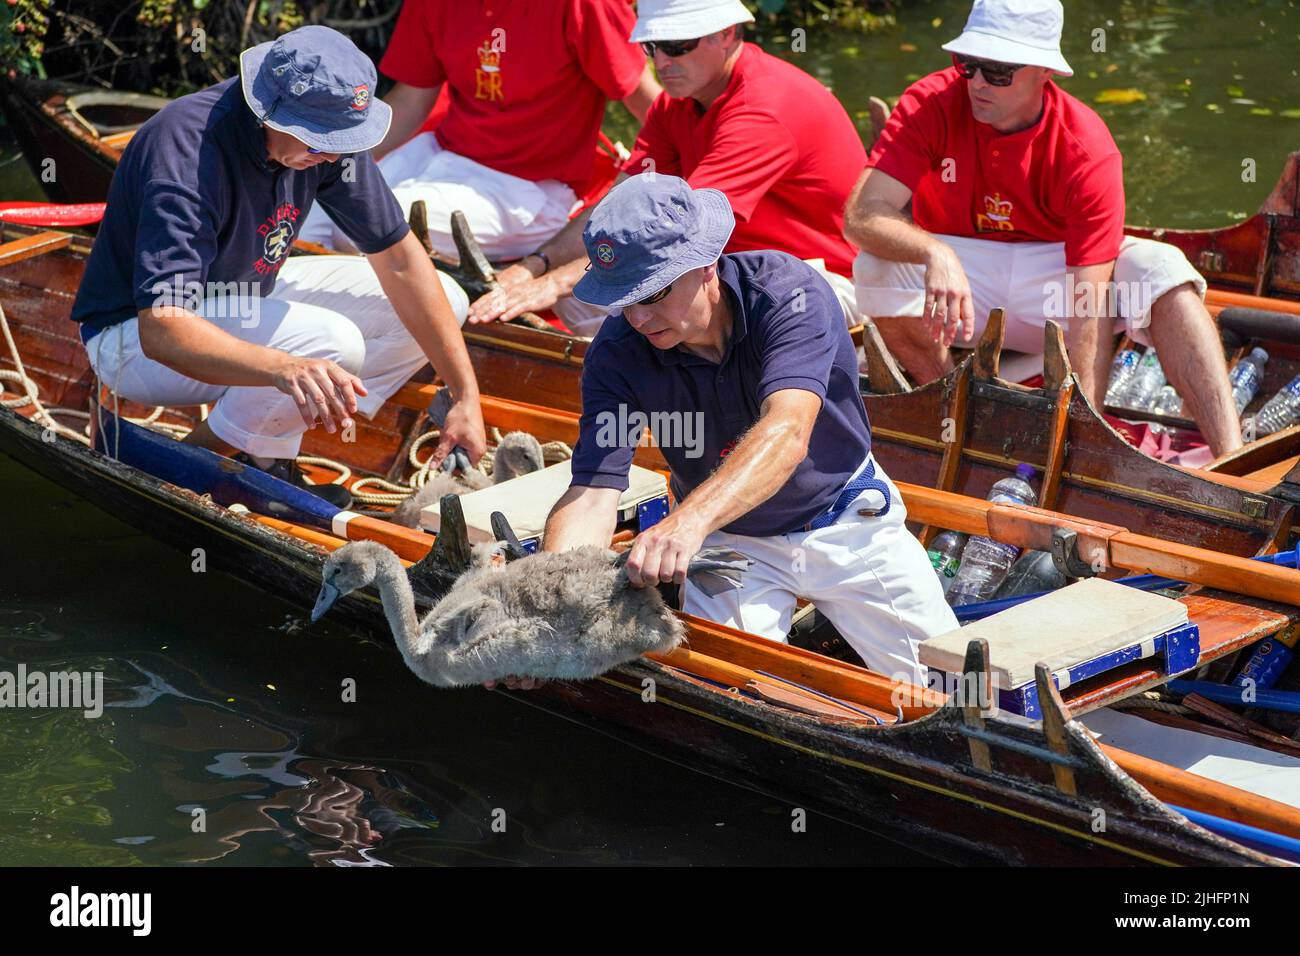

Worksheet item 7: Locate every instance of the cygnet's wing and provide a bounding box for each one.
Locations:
[686,547,752,598]
[612,546,751,597]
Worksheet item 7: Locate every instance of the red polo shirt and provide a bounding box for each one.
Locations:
[624,44,865,277]
[869,68,1125,267]
[380,0,645,193]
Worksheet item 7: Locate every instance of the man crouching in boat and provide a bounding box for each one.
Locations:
[844,0,1242,457]
[71,26,486,506]
[515,175,958,690]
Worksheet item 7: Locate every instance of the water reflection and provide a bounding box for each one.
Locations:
[0,452,938,865]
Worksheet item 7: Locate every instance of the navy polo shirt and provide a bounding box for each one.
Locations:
[71,77,408,339]
[570,251,872,537]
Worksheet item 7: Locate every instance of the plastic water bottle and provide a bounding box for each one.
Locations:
[1148,385,1184,435]
[926,531,968,595]
[1228,347,1269,416]
[1104,348,1141,407]
[1254,375,1300,434]
[946,464,1039,607]
[1121,348,1166,411]
[993,550,1069,599]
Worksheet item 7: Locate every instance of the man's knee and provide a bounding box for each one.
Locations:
[316,315,367,374]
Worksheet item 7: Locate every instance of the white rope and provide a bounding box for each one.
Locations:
[0,303,93,444]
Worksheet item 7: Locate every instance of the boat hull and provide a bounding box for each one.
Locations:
[0,406,1276,866]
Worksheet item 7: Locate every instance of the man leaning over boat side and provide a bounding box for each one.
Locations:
[496,175,958,692]
[71,26,487,507]
[297,0,660,262]
[843,0,1242,457]
[467,0,868,337]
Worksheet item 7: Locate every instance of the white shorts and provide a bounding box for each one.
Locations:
[554,259,863,339]
[85,255,469,460]
[851,234,1206,353]
[682,455,958,686]
[298,132,578,261]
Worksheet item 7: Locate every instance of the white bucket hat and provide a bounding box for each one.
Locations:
[630,0,756,43]
[941,0,1073,77]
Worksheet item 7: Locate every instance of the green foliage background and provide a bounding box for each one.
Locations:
[1,0,894,94]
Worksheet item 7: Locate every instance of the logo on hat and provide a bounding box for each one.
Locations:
[350,85,370,111]
[594,240,617,268]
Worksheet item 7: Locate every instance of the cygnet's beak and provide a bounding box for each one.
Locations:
[311,582,341,623]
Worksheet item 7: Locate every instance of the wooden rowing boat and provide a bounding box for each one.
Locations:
[414,156,1300,561]
[4,226,1300,865]
[0,76,168,205]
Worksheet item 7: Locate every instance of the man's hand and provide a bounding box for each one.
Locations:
[271,355,368,433]
[429,393,487,469]
[467,273,564,325]
[483,675,548,691]
[923,245,975,347]
[624,510,710,589]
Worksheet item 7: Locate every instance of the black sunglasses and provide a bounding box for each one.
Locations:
[640,38,701,58]
[634,282,674,306]
[951,52,1027,88]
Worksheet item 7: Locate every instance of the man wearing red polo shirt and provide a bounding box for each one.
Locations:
[299,0,658,261]
[844,0,1241,456]
[468,0,868,336]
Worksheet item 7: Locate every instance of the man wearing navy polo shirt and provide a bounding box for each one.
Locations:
[542,175,957,684]
[72,26,485,506]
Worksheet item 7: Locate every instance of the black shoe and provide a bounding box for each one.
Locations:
[234,453,353,510]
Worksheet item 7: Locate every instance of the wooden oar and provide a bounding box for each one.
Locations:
[1207,288,1300,318]
[0,201,106,227]
[93,404,436,561]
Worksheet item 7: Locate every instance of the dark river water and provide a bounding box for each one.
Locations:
[1,0,1297,866]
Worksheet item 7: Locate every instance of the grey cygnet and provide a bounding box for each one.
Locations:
[389,430,545,528]
[311,539,687,688]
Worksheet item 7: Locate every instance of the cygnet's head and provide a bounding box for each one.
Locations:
[312,540,393,622]
[492,432,545,483]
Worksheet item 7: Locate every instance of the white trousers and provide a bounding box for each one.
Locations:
[298,133,577,261]
[85,255,469,460]
[556,259,863,339]
[852,234,1206,353]
[682,456,958,685]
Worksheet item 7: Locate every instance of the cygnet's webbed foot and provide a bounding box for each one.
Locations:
[489,511,530,562]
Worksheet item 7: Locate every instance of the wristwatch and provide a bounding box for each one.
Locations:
[527,250,551,275]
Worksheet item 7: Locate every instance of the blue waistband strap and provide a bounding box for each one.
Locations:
[808,458,891,531]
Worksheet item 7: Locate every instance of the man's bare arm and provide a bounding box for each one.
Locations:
[542,485,622,552]
[467,173,630,323]
[136,305,365,432]
[624,389,821,588]
[367,231,487,462]
[372,82,442,162]
[842,167,974,344]
[620,64,661,123]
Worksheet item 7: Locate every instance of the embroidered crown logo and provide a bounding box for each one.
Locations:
[477,42,502,73]
[976,193,1015,232]
[474,40,504,102]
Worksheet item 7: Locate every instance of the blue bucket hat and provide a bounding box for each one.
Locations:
[239,25,392,154]
[572,174,735,311]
